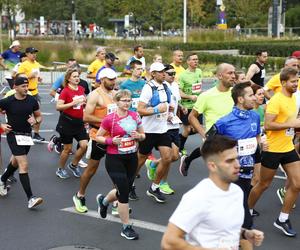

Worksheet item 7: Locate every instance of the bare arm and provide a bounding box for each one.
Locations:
[83,91,104,124]
[56,98,84,112]
[49,89,56,98]
[188,109,206,138]
[264,113,300,131]
[0,56,8,69]
[180,89,197,102]
[137,101,167,117]
[33,110,43,124]
[246,64,259,81]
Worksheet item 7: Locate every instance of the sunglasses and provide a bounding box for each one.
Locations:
[119,99,132,103]
[166,72,176,76]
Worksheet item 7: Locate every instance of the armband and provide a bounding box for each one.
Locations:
[153,107,159,114]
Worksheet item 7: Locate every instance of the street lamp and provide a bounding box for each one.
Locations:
[183,0,187,43]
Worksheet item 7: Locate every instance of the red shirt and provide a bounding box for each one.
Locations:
[59,85,85,119]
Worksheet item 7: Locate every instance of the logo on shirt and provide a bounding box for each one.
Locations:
[251,123,257,132]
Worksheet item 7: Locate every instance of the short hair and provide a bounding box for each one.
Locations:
[284,56,298,66]
[67,58,76,63]
[129,59,142,69]
[134,45,143,52]
[251,84,263,95]
[216,63,235,75]
[164,64,174,71]
[280,67,298,82]
[256,50,267,56]
[186,53,197,61]
[231,81,252,105]
[201,135,237,161]
[113,89,132,102]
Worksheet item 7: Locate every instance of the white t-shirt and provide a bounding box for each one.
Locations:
[166,81,181,130]
[139,80,169,134]
[169,178,244,249]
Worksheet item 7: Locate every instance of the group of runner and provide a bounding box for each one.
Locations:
[0,40,299,247]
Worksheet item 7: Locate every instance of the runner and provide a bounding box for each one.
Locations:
[17,47,45,142]
[170,49,185,81]
[0,76,43,209]
[0,40,22,89]
[72,68,117,213]
[123,45,146,76]
[213,82,261,250]
[248,67,300,237]
[178,53,203,156]
[136,62,173,203]
[95,52,118,84]
[55,68,88,179]
[246,50,268,87]
[87,47,106,90]
[179,63,235,176]
[161,135,264,250]
[95,89,145,240]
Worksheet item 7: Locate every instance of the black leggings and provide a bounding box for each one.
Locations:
[105,153,137,203]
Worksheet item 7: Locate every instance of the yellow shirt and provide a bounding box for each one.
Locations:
[4,89,32,98]
[266,73,300,93]
[87,59,105,79]
[17,60,41,95]
[266,92,297,153]
[170,63,185,81]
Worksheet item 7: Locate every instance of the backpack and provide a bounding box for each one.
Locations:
[147,80,171,107]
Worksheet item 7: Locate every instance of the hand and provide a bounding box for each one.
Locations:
[169,105,175,112]
[260,135,268,151]
[182,107,188,115]
[130,131,140,140]
[112,135,122,145]
[72,96,86,106]
[157,103,168,113]
[0,123,12,133]
[27,115,36,126]
[190,95,198,102]
[245,229,264,246]
[167,113,174,122]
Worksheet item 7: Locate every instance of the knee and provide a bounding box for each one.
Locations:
[18,163,28,172]
[257,180,271,191]
[62,146,72,155]
[80,142,87,150]
[161,154,173,164]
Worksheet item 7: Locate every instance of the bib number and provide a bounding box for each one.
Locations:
[107,103,117,115]
[261,69,265,79]
[118,137,136,153]
[170,115,182,125]
[132,98,139,109]
[238,137,257,156]
[156,112,168,121]
[15,135,34,146]
[286,128,294,136]
[192,82,202,94]
[72,95,85,110]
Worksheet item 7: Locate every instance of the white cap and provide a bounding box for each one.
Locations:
[150,62,165,73]
[98,68,117,79]
[9,40,20,49]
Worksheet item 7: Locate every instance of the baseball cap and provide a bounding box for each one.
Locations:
[25,47,38,53]
[292,51,300,59]
[14,77,29,86]
[150,62,165,73]
[98,68,117,79]
[9,40,20,49]
[105,52,119,61]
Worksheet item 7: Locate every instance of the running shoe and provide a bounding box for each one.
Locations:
[96,194,108,218]
[54,143,63,154]
[145,159,157,181]
[111,204,132,216]
[159,182,174,195]
[0,177,8,196]
[179,155,189,177]
[73,194,88,213]
[56,168,70,179]
[277,187,296,208]
[7,175,17,183]
[121,225,139,240]
[129,186,139,201]
[273,218,297,237]
[28,196,43,209]
[68,163,82,178]
[146,187,166,203]
[47,135,57,152]
[32,133,45,142]
[78,160,88,168]
[252,209,260,217]
[179,148,187,156]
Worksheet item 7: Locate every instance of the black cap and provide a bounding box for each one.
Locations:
[20,52,27,59]
[25,47,38,53]
[14,77,29,86]
[105,52,119,61]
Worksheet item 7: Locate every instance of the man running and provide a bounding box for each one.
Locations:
[72,68,117,213]
[246,50,268,87]
[0,76,43,209]
[123,45,146,76]
[161,135,264,250]
[170,50,185,81]
[179,63,235,176]
[248,67,300,237]
[87,47,106,90]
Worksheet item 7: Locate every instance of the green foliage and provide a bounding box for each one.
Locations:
[286,5,300,27]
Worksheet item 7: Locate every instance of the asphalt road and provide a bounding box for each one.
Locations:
[0,83,299,250]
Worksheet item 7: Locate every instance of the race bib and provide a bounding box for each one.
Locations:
[170,115,182,125]
[72,95,85,110]
[286,128,295,136]
[156,112,168,121]
[192,82,202,94]
[132,98,139,109]
[118,137,136,153]
[238,137,257,156]
[107,103,117,115]
[15,135,34,146]
[261,69,266,79]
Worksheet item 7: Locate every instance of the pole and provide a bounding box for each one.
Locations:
[71,0,76,41]
[0,11,3,53]
[272,0,279,38]
[183,0,187,43]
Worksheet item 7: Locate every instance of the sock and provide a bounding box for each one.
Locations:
[279,212,289,222]
[122,224,130,230]
[179,134,188,151]
[151,183,159,191]
[249,209,253,215]
[19,173,33,200]
[185,148,201,166]
[160,180,166,185]
[102,197,109,206]
[70,163,77,168]
[1,162,18,182]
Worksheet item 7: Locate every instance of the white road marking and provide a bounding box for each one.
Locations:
[1,135,50,144]
[61,207,166,233]
[41,112,55,116]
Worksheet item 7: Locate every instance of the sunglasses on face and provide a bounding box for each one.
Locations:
[166,72,176,76]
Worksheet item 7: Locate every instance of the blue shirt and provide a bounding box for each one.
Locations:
[95,65,116,83]
[52,74,65,91]
[120,78,146,111]
[215,106,261,179]
[1,49,21,69]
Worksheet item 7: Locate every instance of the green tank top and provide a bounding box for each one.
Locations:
[254,105,264,126]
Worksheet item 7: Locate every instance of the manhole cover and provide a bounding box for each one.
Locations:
[48,246,102,250]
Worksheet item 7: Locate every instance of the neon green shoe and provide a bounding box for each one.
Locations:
[73,194,88,213]
[159,182,175,195]
[145,159,157,181]
[180,149,187,156]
